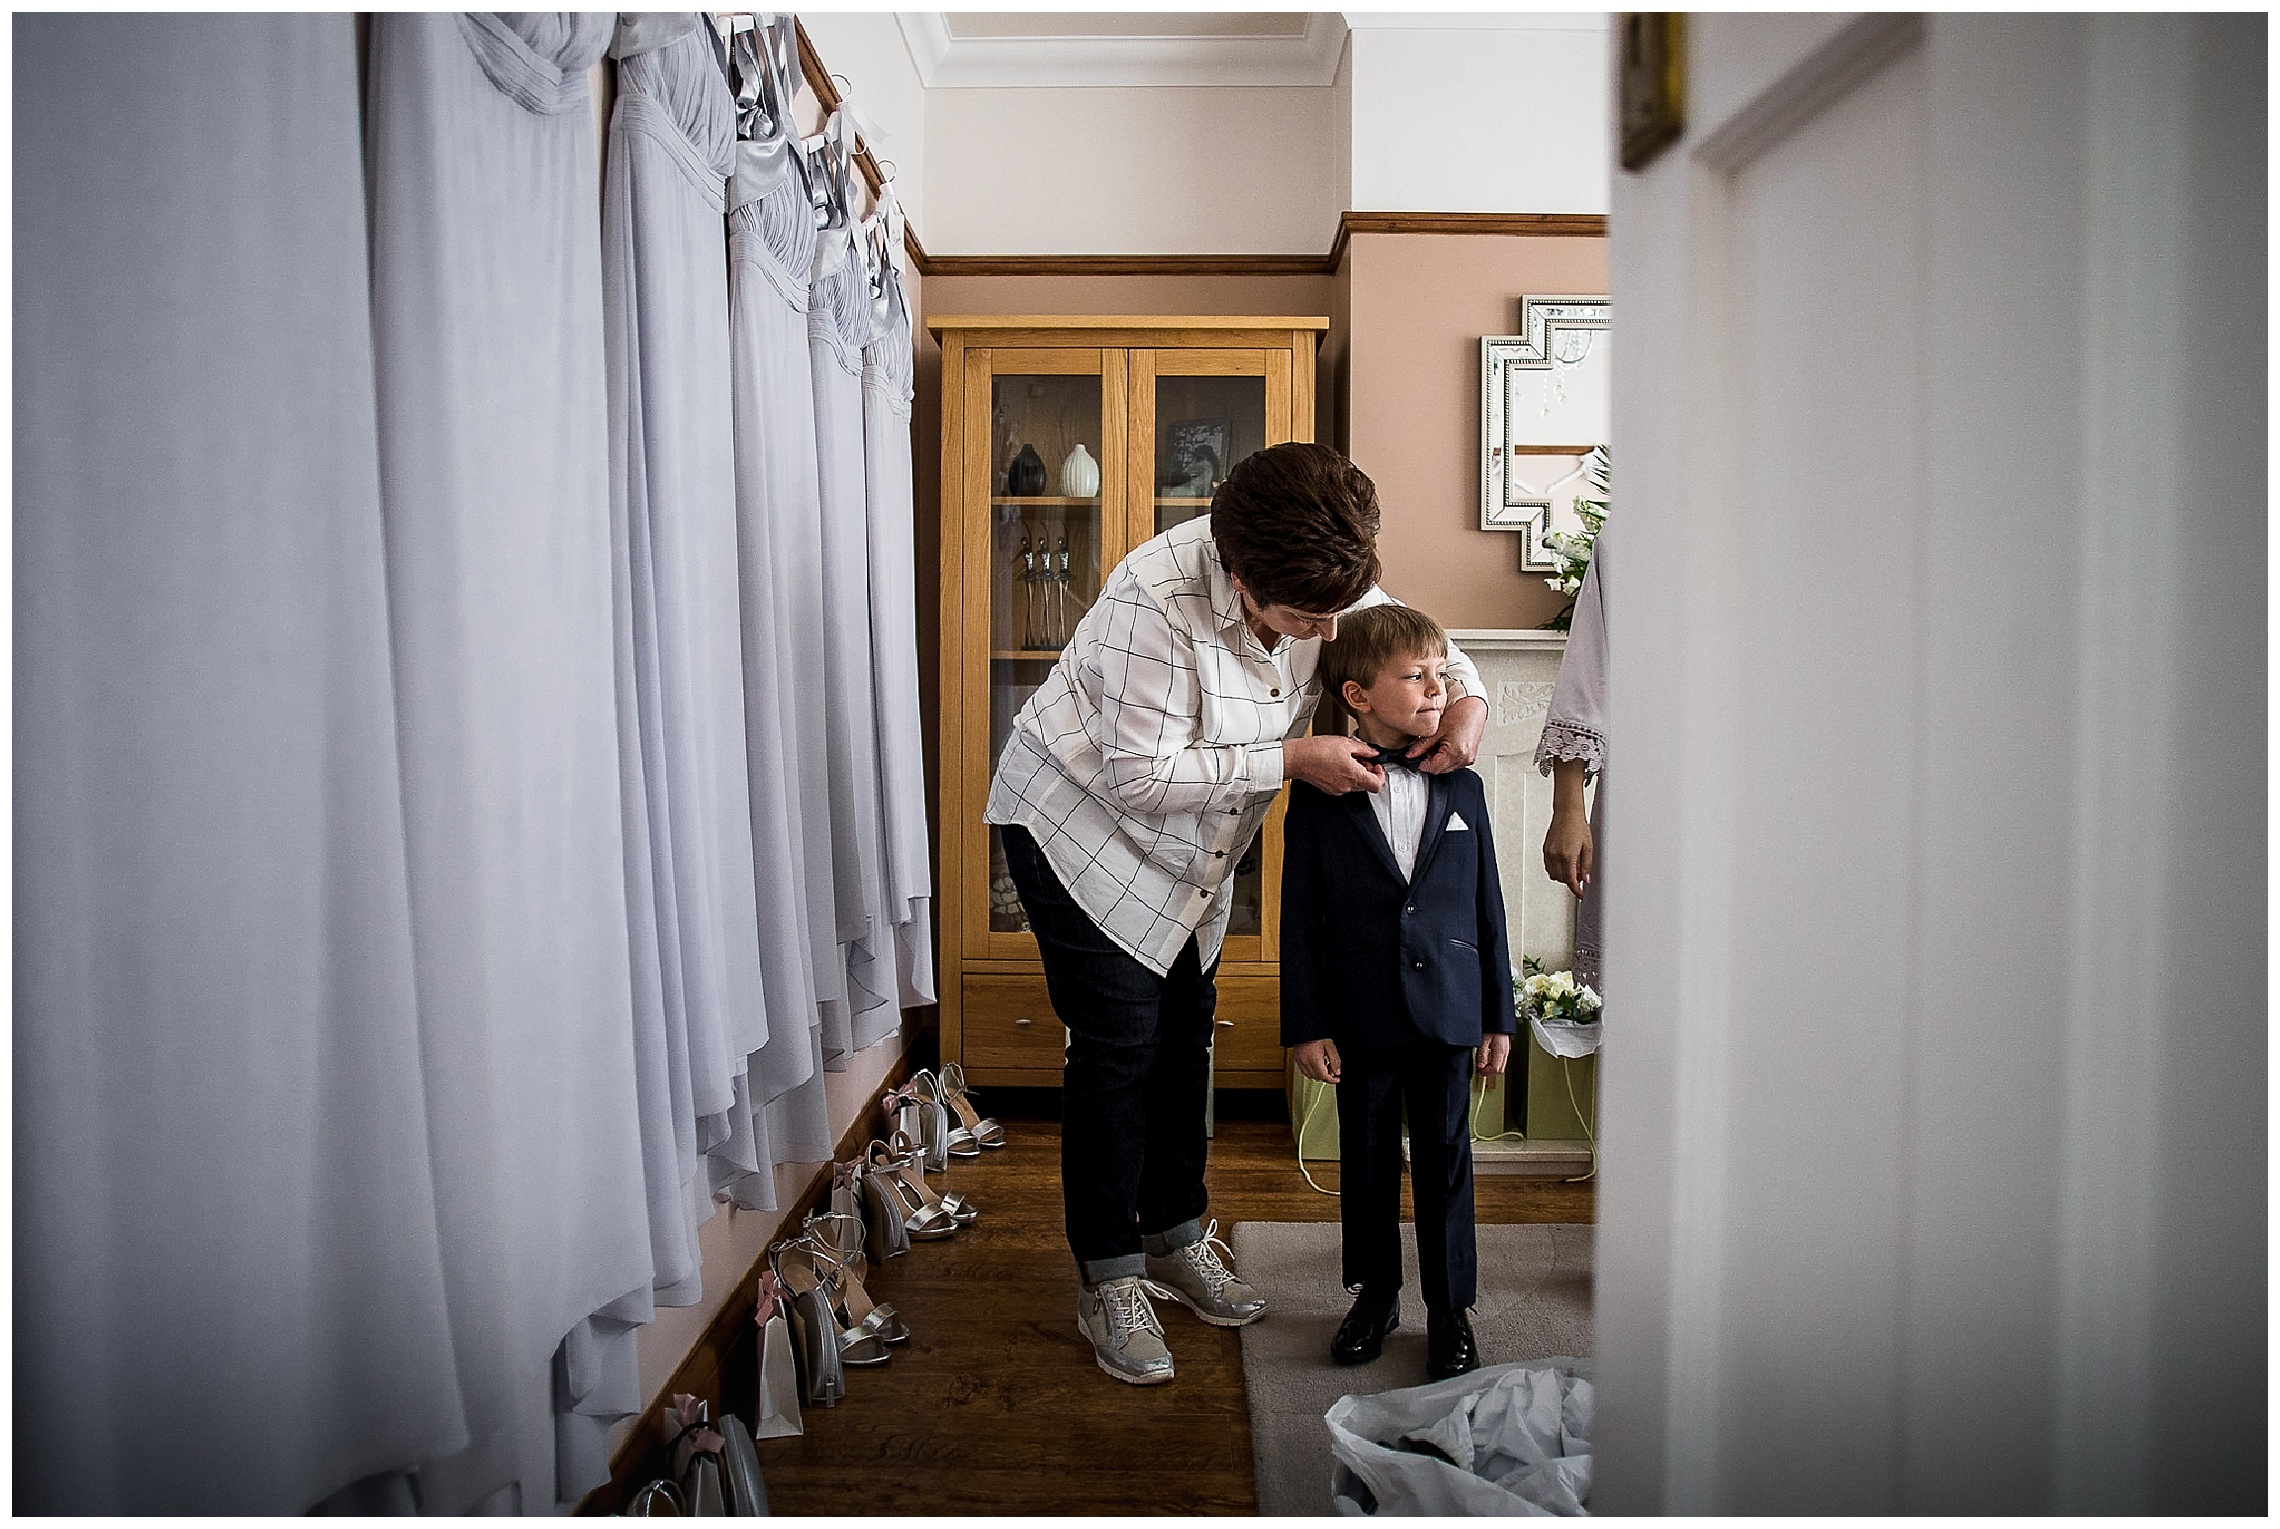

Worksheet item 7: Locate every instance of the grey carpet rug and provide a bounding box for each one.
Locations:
[1229,1221,1594,1517]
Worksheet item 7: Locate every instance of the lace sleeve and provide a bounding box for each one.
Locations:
[1534,719,1605,779]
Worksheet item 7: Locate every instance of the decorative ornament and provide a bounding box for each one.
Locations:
[1058,443,1101,498]
[1006,444,1046,496]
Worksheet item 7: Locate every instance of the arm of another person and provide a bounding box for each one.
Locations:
[1344,585,1489,773]
[1539,532,1607,892]
[1472,777,1517,1077]
[1278,787,1343,1084]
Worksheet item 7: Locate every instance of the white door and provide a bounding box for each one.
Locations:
[1597,15,2264,1515]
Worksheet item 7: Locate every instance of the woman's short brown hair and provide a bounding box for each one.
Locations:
[1317,603,1448,700]
[1209,442,1382,613]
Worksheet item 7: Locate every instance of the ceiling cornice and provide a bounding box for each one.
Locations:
[893,11,1349,89]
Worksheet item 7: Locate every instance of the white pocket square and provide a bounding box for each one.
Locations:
[1446,812,1471,832]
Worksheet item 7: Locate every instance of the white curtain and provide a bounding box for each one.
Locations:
[807,116,903,1053]
[601,10,757,1298]
[725,13,842,1174]
[365,12,655,1509]
[14,14,469,1513]
[17,10,934,1512]
[860,206,940,1007]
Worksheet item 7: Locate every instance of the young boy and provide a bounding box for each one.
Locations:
[1280,604,1516,1378]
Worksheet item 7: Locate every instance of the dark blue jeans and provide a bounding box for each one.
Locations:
[999,825,1215,1283]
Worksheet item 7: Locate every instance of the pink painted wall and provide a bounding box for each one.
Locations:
[1343,231,1610,630]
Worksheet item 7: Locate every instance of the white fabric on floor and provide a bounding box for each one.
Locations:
[807,117,902,1052]
[725,12,839,1176]
[365,12,653,1508]
[13,14,468,1512]
[860,206,940,1007]
[1326,1361,1595,1516]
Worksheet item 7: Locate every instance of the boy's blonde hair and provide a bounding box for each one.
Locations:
[1318,603,1448,699]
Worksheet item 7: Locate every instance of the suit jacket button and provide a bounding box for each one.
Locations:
[1411,959,1426,970]
[1405,904,1417,914]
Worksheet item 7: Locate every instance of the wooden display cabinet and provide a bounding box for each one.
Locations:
[929,316,1329,1089]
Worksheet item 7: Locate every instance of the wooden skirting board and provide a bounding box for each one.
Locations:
[576,1049,916,1515]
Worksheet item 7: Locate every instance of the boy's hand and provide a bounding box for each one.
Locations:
[1293,1037,1343,1084]
[1475,1033,1511,1077]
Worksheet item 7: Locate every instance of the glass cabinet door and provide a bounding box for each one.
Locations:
[968,349,1124,955]
[1125,348,1295,960]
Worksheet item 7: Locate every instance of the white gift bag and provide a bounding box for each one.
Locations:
[1326,1359,1593,1516]
[752,1272,804,1439]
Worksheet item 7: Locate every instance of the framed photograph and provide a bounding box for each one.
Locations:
[1481,296,1611,568]
[1158,416,1232,499]
[1618,13,1686,172]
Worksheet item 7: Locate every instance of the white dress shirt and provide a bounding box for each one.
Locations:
[984,515,1481,975]
[1367,757,1430,881]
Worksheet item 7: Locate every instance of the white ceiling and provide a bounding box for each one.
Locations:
[896,11,1347,87]
[895,12,1610,88]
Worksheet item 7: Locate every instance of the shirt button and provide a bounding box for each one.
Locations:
[1270,687,1281,697]
[1214,850,1227,858]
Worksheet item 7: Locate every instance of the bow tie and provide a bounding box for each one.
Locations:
[1367,742,1427,772]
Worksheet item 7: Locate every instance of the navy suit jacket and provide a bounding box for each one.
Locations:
[1279,766,1517,1051]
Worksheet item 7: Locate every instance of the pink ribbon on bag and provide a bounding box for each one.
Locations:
[753,1269,781,1328]
[669,1394,724,1458]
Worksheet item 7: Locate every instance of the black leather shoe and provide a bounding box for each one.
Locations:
[1425,1307,1481,1379]
[1330,1287,1400,1365]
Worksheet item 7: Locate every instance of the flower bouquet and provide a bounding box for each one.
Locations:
[1516,956,1602,1058]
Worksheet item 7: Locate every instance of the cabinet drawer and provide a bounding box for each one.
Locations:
[961,973,1068,1072]
[959,971,1288,1081]
[1211,975,1287,1076]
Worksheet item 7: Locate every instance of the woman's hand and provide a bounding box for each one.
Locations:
[1285,733,1385,795]
[1542,758,1593,896]
[1475,1033,1511,1077]
[1410,694,1489,775]
[1294,1037,1343,1084]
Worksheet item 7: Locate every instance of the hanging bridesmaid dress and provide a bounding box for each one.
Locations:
[723,13,838,1174]
[601,9,762,1295]
[365,12,653,1507]
[860,190,940,1007]
[807,111,904,1052]
[15,14,466,1512]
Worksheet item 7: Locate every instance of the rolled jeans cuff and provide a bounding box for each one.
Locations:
[1080,1252,1148,1285]
[1141,1217,1206,1257]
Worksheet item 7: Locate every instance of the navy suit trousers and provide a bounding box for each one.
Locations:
[1337,1037,1478,1311]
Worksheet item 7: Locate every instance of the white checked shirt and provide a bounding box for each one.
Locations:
[984,515,1481,975]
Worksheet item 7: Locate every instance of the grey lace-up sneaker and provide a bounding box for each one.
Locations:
[1077,1275,1175,1385]
[1142,1221,1268,1327]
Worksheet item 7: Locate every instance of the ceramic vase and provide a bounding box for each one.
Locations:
[1058,443,1101,498]
[1007,444,1046,496]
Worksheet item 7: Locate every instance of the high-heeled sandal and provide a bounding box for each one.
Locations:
[768,1242,843,1408]
[885,1074,956,1172]
[851,1153,912,1261]
[907,1069,981,1164]
[772,1238,891,1384]
[940,1062,1009,1150]
[804,1200,867,1276]
[885,1129,980,1229]
[809,1229,910,1345]
[864,1138,961,1241]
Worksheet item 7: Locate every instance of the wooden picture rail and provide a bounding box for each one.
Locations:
[902,211,1606,281]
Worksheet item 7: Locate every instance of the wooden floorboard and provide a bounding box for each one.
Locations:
[709,1090,1593,1516]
